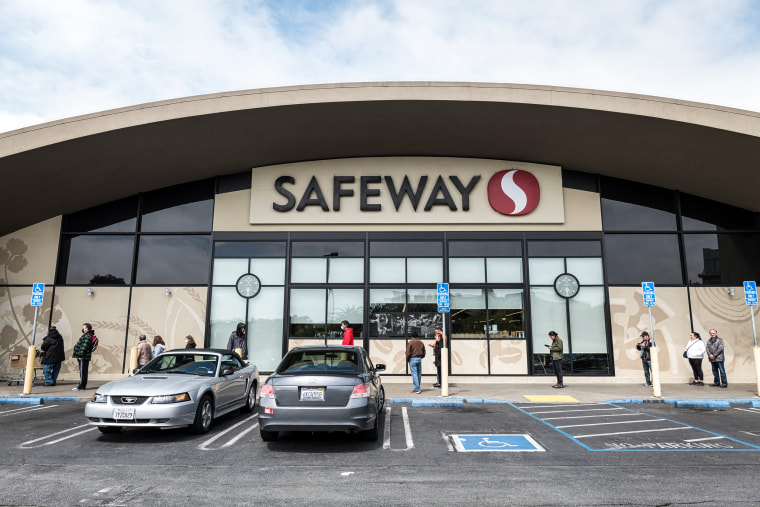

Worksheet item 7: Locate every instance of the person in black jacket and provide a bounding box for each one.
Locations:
[428,327,445,388]
[635,332,653,387]
[40,326,65,386]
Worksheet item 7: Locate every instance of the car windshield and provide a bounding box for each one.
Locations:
[278,349,360,375]
[139,354,219,377]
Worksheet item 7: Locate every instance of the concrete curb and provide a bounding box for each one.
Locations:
[0,397,43,405]
[0,395,82,402]
[391,397,514,406]
[603,398,759,408]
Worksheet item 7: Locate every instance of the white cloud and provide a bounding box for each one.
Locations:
[1,0,759,133]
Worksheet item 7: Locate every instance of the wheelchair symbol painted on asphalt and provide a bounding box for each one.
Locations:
[452,434,544,452]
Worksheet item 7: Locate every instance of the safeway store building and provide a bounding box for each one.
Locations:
[1,82,758,384]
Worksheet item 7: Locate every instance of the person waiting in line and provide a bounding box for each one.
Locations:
[152,335,166,358]
[341,320,354,345]
[707,329,728,388]
[684,332,706,386]
[405,331,425,394]
[185,335,197,349]
[428,327,445,388]
[72,323,95,391]
[227,322,247,359]
[40,326,65,386]
[635,332,653,387]
[136,334,152,367]
[545,331,564,388]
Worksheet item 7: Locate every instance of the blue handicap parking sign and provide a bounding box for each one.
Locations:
[452,434,544,452]
[31,282,45,307]
[642,282,656,306]
[744,281,757,306]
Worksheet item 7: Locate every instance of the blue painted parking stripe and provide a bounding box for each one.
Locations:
[511,402,760,452]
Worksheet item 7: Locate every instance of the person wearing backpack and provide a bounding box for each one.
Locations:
[72,323,95,391]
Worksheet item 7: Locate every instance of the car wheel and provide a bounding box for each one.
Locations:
[190,395,214,434]
[260,428,278,441]
[242,381,257,413]
[98,426,122,434]
[376,385,386,414]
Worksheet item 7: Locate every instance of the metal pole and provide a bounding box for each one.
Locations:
[648,306,663,398]
[31,306,39,345]
[441,318,449,397]
[751,307,760,397]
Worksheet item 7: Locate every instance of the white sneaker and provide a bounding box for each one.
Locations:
[72,387,80,391]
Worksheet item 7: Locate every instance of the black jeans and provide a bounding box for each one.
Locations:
[688,358,703,381]
[77,358,89,389]
[553,358,563,385]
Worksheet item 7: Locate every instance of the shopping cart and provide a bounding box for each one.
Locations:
[7,353,43,386]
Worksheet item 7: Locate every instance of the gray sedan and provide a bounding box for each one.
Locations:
[85,349,259,434]
[258,345,385,441]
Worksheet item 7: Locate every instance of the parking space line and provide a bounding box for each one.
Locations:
[543,413,647,421]
[19,423,96,449]
[529,408,624,415]
[734,407,760,414]
[524,403,600,409]
[0,404,58,417]
[556,418,660,429]
[197,414,258,450]
[685,436,726,442]
[574,427,690,439]
[384,406,414,451]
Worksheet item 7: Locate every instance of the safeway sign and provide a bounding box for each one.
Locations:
[250,157,565,225]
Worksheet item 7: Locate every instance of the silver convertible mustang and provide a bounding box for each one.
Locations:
[258,345,385,441]
[85,349,259,434]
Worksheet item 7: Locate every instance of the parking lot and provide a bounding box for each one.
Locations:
[2,396,760,505]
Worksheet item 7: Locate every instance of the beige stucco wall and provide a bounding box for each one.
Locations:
[689,286,760,383]
[0,285,55,378]
[0,216,61,285]
[128,287,208,352]
[50,286,131,378]
[609,286,695,383]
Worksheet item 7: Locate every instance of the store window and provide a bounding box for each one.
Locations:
[140,179,214,232]
[136,235,212,285]
[289,288,364,339]
[604,234,682,285]
[528,243,608,375]
[683,233,760,285]
[600,177,677,231]
[61,235,134,284]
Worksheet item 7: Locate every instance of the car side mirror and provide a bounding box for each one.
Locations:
[375,364,386,372]
[221,369,234,376]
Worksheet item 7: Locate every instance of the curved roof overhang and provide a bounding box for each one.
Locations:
[1,82,760,235]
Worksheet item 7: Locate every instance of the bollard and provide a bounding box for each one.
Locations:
[129,346,138,375]
[441,347,449,397]
[650,344,662,398]
[22,345,37,395]
[754,347,760,397]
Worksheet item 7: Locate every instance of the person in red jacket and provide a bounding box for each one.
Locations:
[341,320,354,345]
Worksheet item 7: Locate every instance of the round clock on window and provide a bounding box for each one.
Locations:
[236,273,261,298]
[554,273,580,299]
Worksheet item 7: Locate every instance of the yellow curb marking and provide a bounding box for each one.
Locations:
[523,395,579,402]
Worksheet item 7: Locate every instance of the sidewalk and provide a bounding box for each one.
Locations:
[2,377,758,404]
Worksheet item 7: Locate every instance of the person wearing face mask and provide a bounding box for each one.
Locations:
[185,335,197,349]
[341,320,354,345]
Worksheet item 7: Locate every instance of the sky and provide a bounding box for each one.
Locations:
[1,0,759,133]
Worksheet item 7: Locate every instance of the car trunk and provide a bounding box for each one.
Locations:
[270,375,358,407]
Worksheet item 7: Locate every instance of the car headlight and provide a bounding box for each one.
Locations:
[151,393,191,404]
[91,393,107,403]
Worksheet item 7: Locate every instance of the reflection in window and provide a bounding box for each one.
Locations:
[327,289,364,337]
[680,193,759,232]
[488,289,525,338]
[604,234,682,285]
[451,288,487,339]
[569,287,607,353]
[63,235,134,284]
[209,287,246,349]
[136,235,211,285]
[289,289,325,337]
[683,233,760,285]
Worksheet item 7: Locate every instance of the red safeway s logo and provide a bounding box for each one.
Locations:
[487,169,541,215]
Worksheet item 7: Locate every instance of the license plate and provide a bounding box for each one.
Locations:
[300,387,325,401]
[113,407,135,420]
